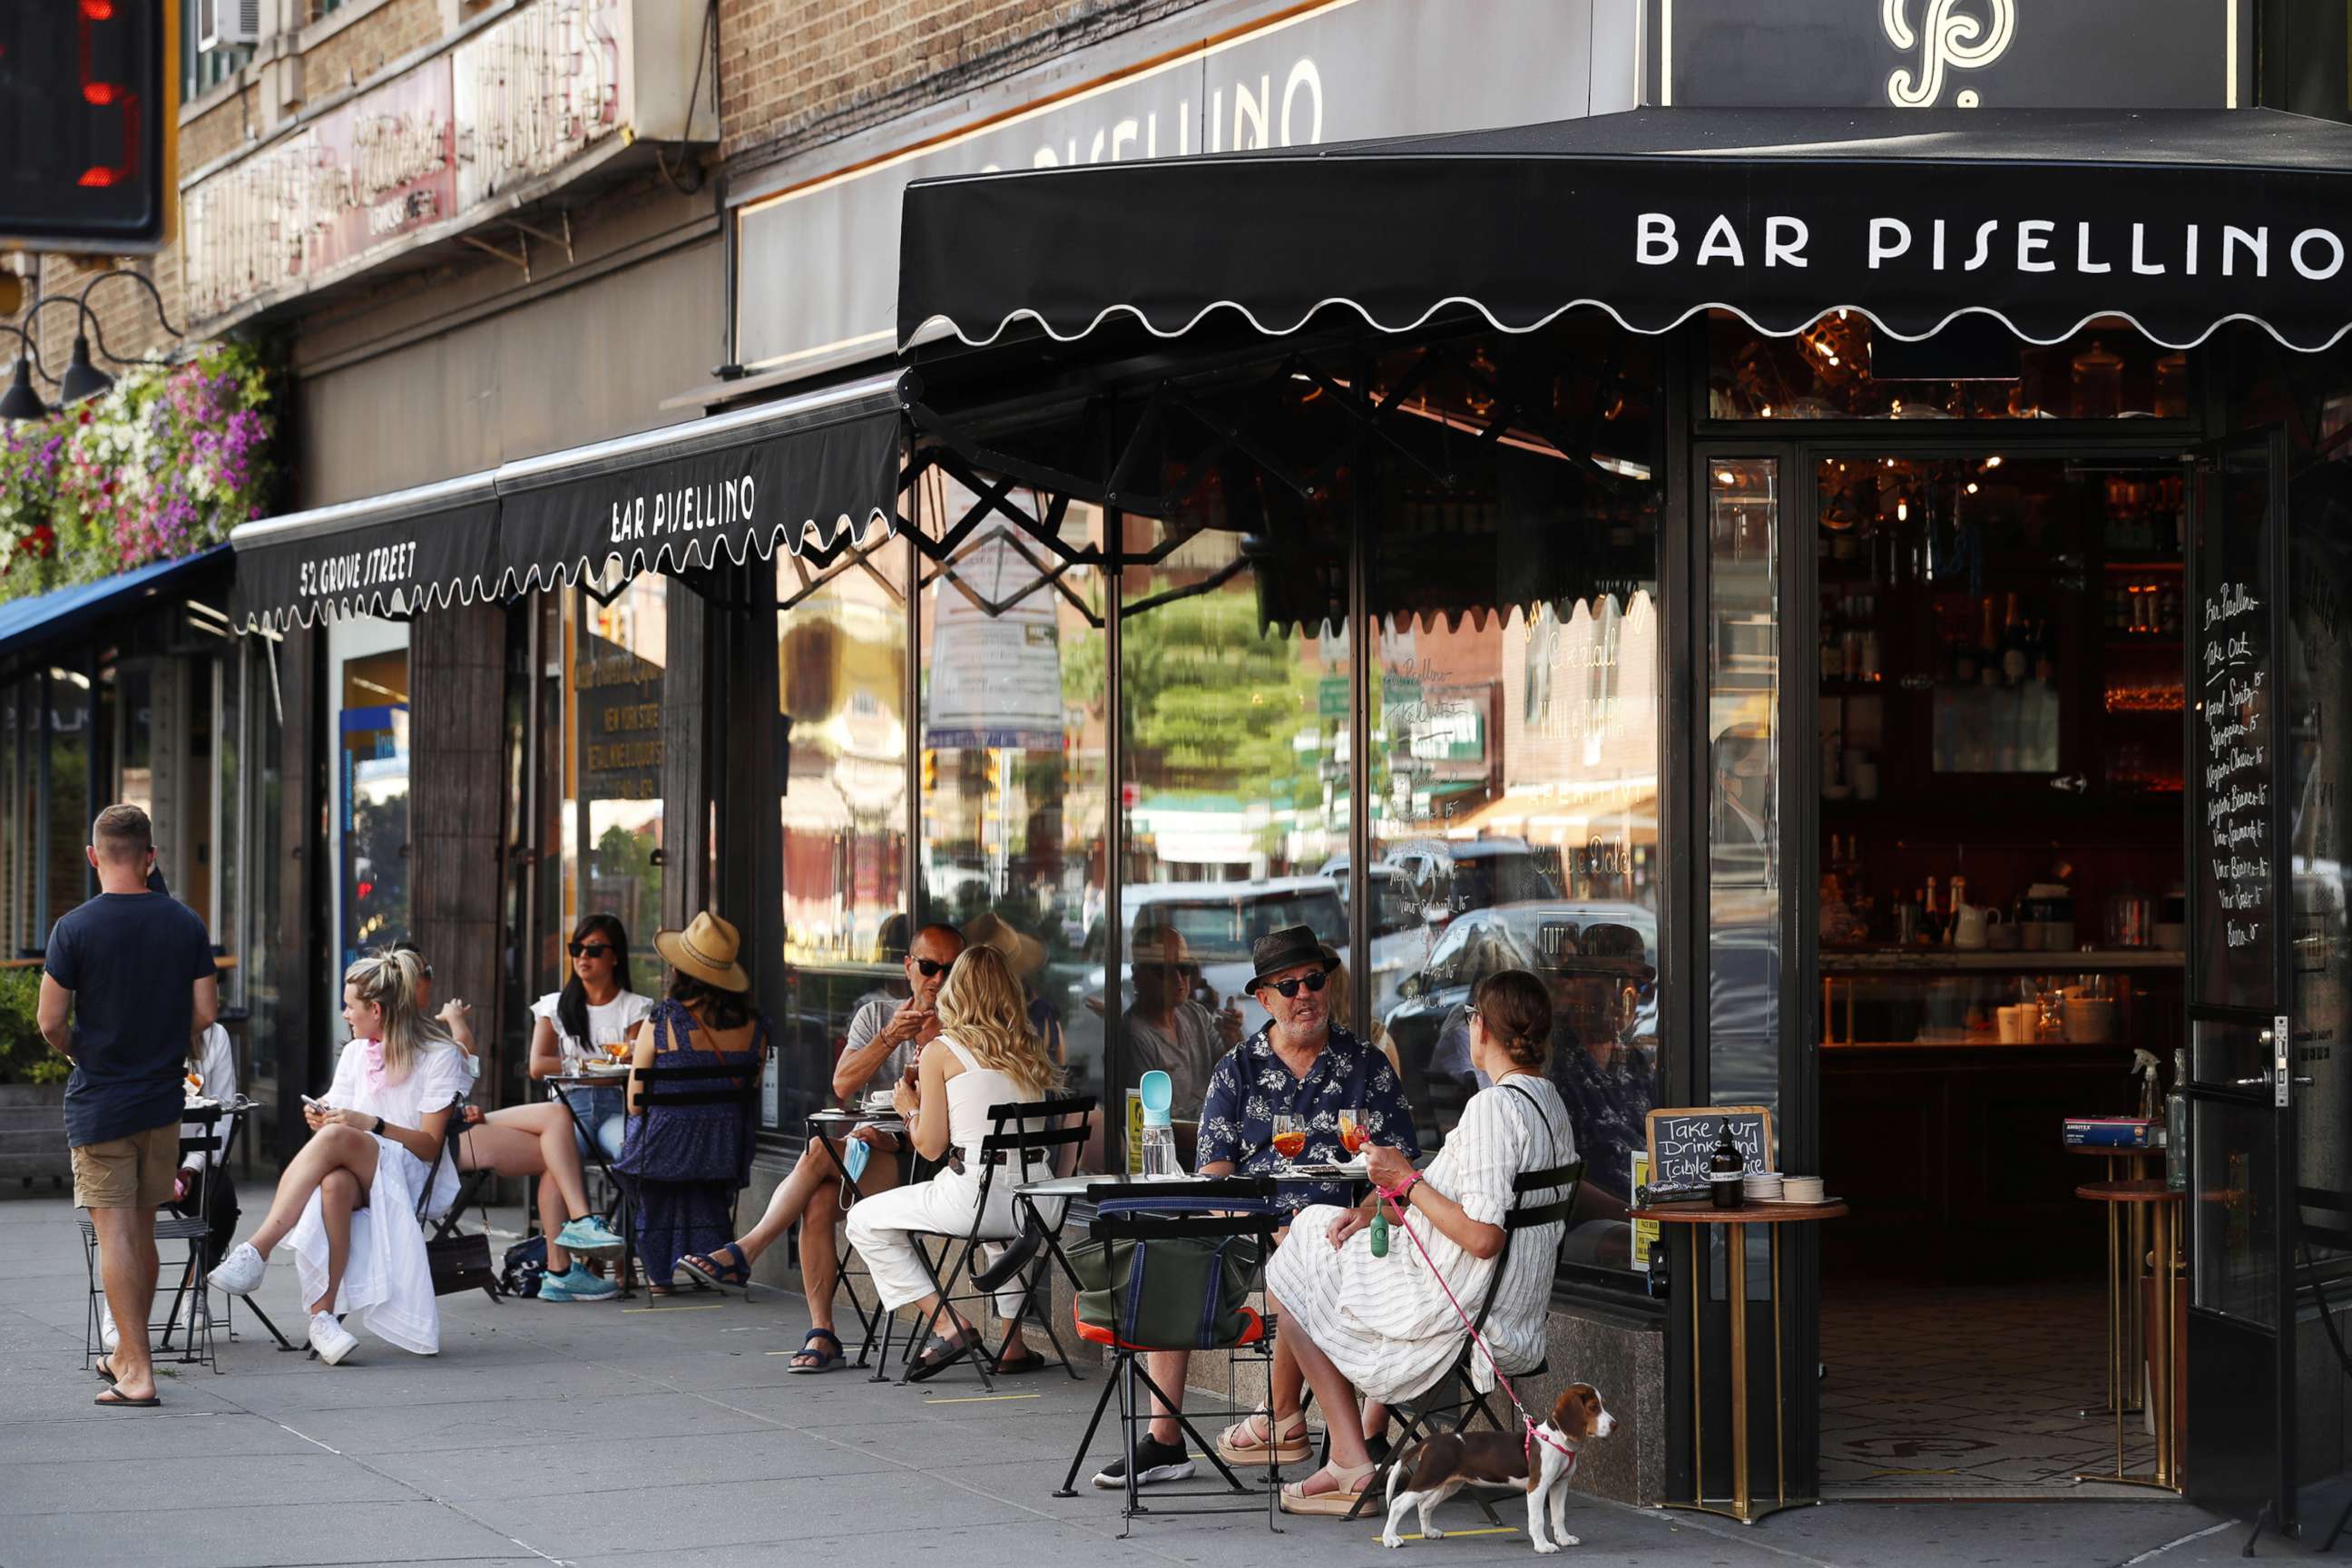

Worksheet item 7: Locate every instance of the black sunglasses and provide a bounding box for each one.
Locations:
[913,956,957,978]
[1263,970,1328,999]
[569,941,615,959]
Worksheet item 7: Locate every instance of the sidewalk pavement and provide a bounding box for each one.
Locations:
[0,1187,2305,1568]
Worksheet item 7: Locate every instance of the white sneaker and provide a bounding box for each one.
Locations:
[99,1301,120,1354]
[308,1311,358,1366]
[208,1242,266,1296]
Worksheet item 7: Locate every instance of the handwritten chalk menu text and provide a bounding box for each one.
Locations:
[1643,1105,1775,1192]
[2194,450,2278,1010]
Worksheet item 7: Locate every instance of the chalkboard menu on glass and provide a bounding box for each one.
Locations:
[2193,449,2275,1009]
[1644,1105,1775,1191]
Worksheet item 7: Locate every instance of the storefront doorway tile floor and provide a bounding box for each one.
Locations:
[1822,1281,2168,1500]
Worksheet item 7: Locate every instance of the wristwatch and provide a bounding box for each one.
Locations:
[372,1115,386,1137]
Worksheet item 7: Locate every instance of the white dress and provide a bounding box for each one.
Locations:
[1266,1075,1573,1405]
[286,1038,473,1355]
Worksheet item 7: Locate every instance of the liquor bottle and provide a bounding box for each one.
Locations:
[1708,1131,1747,1210]
[1861,627,1882,683]
[1924,876,1943,944]
[1952,621,1978,685]
[2001,593,2030,684]
[1978,597,2001,687]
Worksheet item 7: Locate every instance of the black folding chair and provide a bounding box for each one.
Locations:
[1054,1181,1286,1536]
[886,1093,1096,1390]
[1340,1157,1585,1525]
[626,1056,764,1291]
[82,1101,251,1373]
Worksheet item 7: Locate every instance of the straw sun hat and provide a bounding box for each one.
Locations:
[654,911,750,992]
[963,910,1047,979]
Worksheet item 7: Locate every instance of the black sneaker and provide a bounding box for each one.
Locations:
[1092,1434,1196,1490]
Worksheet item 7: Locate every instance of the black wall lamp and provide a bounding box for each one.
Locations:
[0,268,188,421]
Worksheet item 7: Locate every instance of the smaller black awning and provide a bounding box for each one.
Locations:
[230,373,907,632]
[230,474,497,632]
[900,107,2352,354]
[495,372,907,593]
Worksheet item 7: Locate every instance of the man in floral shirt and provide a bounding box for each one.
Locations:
[1093,925,1419,1495]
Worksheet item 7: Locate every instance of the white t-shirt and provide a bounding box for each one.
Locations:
[181,1024,240,1172]
[530,988,656,1073]
[321,1037,475,1216]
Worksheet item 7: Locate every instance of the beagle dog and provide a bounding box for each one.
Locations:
[1379,1384,1615,1553]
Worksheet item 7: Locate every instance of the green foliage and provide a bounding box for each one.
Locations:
[1121,589,1328,793]
[0,966,64,1085]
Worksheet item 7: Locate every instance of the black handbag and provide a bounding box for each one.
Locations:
[416,1099,497,1298]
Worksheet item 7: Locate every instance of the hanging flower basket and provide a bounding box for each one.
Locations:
[0,340,277,603]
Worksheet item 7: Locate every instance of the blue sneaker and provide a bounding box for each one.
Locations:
[555,1217,626,1256]
[537,1263,620,1303]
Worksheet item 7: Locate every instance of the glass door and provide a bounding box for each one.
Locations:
[2173,430,2305,1533]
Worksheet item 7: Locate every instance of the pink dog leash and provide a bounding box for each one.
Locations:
[1373,1176,1580,1467]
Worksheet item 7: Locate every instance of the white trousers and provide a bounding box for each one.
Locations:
[845,1160,1044,1319]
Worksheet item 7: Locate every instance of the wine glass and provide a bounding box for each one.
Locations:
[1270,1113,1308,1163]
[1338,1105,1368,1161]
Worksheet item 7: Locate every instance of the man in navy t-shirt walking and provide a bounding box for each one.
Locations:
[37,805,219,1407]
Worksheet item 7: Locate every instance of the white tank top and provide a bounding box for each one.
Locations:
[940,1037,1047,1160]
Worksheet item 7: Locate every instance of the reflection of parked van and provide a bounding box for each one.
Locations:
[1385,838,1563,919]
[1313,858,1444,1018]
[1091,877,1348,1035]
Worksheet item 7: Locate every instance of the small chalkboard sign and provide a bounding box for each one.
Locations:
[1643,1106,1776,1192]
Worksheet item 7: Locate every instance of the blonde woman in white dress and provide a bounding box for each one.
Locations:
[1265,967,1573,1514]
[844,945,1062,1380]
[208,954,471,1364]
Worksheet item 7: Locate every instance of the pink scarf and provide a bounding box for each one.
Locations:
[360,1036,390,1096]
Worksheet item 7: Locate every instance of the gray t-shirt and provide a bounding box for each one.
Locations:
[844,997,920,1097]
[1121,1001,1220,1118]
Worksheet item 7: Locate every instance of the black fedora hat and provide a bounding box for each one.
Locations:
[1248,924,1339,991]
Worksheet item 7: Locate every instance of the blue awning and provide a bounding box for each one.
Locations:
[0,544,234,671]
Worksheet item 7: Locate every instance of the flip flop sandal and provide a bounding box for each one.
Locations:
[991,1345,1050,1376]
[787,1328,846,1374]
[673,1244,751,1293]
[906,1328,978,1383]
[93,1387,161,1408]
[93,1356,117,1386]
[1216,1409,1313,1465]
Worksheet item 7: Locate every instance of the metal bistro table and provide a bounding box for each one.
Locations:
[2064,1141,2157,1420]
[1632,1199,1849,1526]
[2073,1180,2183,1494]
[546,1069,641,1296]
[805,1105,909,1368]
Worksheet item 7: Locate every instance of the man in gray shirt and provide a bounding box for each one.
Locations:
[1121,925,1240,1119]
[670,924,965,1373]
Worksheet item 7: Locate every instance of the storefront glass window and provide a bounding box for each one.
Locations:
[1706,459,1784,1116]
[1708,312,2191,422]
[774,539,913,1132]
[1117,401,1353,1155]
[0,681,24,956]
[566,578,666,952]
[1365,321,1665,1278]
[44,666,93,939]
[913,480,1108,1167]
[332,633,410,967]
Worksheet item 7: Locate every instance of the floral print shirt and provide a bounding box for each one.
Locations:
[1196,1023,1421,1212]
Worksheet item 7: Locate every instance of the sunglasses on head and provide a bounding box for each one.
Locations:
[569,941,614,959]
[913,956,956,978]
[1263,969,1328,999]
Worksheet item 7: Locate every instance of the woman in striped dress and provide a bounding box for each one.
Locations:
[1264,968,1573,1515]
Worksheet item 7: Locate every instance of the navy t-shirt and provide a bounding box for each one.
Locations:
[44,892,217,1148]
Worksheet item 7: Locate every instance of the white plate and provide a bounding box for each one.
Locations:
[582,1062,630,1076]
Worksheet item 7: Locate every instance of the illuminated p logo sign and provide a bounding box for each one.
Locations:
[1881,0,2016,107]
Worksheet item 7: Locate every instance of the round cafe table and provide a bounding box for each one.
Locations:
[2065,1142,2157,1419]
[1630,1200,1848,1525]
[2072,1180,2182,1494]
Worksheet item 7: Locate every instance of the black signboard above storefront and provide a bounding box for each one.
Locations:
[899,107,2352,357]
[229,374,907,632]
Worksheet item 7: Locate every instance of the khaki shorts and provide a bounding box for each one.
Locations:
[72,1121,181,1210]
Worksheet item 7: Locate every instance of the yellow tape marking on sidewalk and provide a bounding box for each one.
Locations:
[924,1392,1044,1405]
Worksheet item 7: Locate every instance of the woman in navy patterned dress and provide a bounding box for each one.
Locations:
[615,914,764,1294]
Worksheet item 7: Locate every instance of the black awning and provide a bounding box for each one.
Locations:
[230,475,497,632]
[900,107,2352,353]
[229,374,908,632]
[495,373,907,592]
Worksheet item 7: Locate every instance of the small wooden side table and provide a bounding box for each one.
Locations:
[1632,1200,1848,1525]
[2065,1142,2157,1418]
[2073,1180,2182,1493]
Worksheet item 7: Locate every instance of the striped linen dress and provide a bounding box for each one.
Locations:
[1267,1074,1573,1405]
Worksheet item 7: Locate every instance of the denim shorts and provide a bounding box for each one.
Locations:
[564,1083,626,1163]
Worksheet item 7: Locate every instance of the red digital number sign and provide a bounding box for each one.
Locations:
[0,2,172,249]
